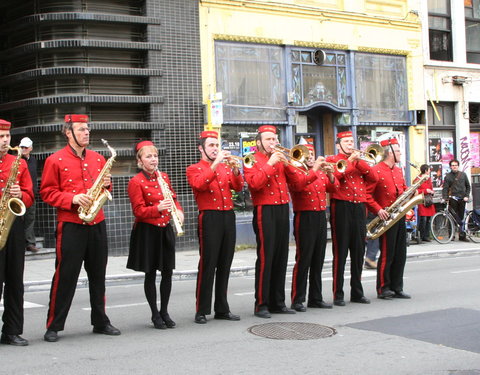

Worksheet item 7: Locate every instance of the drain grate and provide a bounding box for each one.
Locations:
[248,322,336,340]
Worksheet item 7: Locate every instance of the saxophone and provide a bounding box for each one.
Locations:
[156,170,184,237]
[366,174,429,240]
[78,139,116,223]
[0,146,27,250]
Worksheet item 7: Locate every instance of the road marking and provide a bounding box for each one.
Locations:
[82,302,148,311]
[450,268,480,274]
[0,300,44,311]
[234,292,254,296]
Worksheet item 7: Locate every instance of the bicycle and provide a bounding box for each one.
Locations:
[430,198,480,244]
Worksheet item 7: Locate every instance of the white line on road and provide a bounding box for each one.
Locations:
[82,302,148,311]
[0,300,44,311]
[450,268,480,274]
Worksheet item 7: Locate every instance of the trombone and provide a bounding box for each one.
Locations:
[273,144,309,174]
[224,154,256,169]
[350,143,384,165]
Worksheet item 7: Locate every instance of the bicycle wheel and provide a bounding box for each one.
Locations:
[465,211,480,243]
[430,212,455,244]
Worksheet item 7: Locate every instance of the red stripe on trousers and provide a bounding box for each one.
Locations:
[47,222,64,328]
[291,213,301,302]
[378,234,388,294]
[195,211,204,312]
[330,200,339,297]
[256,206,265,308]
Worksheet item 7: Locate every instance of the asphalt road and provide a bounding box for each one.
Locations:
[2,253,480,375]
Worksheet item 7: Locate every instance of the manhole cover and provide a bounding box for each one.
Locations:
[248,322,336,340]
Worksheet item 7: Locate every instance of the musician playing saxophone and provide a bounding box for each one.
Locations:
[0,119,34,347]
[40,114,120,343]
[365,137,411,300]
[127,140,183,329]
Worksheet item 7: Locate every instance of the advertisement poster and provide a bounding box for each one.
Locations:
[429,138,441,163]
[440,138,454,164]
[431,163,443,188]
[470,132,480,168]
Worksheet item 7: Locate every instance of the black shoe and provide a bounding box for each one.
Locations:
[160,313,176,328]
[307,300,333,309]
[254,307,271,319]
[44,330,59,342]
[152,317,167,330]
[460,237,470,242]
[291,303,306,312]
[270,306,296,314]
[0,334,28,346]
[214,312,240,321]
[93,323,121,336]
[333,299,346,306]
[393,291,411,299]
[194,313,207,324]
[422,238,431,242]
[377,289,395,299]
[351,296,371,304]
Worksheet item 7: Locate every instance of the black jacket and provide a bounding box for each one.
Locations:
[442,171,471,200]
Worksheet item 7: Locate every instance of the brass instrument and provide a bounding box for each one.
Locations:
[351,143,384,165]
[322,159,348,173]
[156,170,184,237]
[224,154,256,169]
[78,139,116,223]
[273,144,309,174]
[366,174,429,240]
[0,146,27,250]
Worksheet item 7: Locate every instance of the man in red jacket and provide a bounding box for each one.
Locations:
[186,131,244,324]
[366,138,411,300]
[288,144,338,312]
[326,131,378,306]
[40,114,120,342]
[0,119,34,347]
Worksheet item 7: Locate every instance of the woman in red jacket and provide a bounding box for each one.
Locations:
[127,141,184,329]
[417,164,436,242]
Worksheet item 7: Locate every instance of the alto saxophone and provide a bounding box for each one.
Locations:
[156,170,184,237]
[366,174,429,240]
[78,139,116,223]
[0,146,27,250]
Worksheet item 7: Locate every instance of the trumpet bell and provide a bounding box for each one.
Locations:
[243,154,256,168]
[364,144,384,164]
[290,145,310,163]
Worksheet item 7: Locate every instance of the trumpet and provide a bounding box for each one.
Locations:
[350,143,384,165]
[273,144,309,174]
[224,154,256,169]
[322,159,348,173]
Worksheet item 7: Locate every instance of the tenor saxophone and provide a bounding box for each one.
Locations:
[78,139,116,223]
[156,170,184,237]
[0,146,27,250]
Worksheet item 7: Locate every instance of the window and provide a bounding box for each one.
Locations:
[215,42,286,122]
[354,53,408,122]
[465,0,480,63]
[428,0,453,61]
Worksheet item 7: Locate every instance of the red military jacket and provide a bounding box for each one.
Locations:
[416,177,436,216]
[366,161,407,215]
[0,153,34,209]
[128,170,182,227]
[244,151,301,206]
[186,159,244,211]
[288,169,339,212]
[40,145,110,225]
[325,153,377,203]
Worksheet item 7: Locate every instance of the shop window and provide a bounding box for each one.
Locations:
[465,0,480,63]
[354,53,408,122]
[215,42,286,122]
[428,0,453,61]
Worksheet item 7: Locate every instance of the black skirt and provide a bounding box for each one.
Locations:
[127,222,176,272]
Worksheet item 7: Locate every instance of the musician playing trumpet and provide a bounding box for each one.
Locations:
[288,144,339,312]
[365,138,411,300]
[186,131,243,324]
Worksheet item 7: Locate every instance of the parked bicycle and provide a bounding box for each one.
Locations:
[430,198,480,244]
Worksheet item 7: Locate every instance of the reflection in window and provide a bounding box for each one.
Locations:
[215,42,286,122]
[355,53,408,122]
[465,0,480,63]
[428,0,453,61]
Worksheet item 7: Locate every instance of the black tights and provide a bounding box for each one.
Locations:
[144,269,173,320]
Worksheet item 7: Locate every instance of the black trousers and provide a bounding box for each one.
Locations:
[449,198,467,235]
[330,199,366,301]
[418,216,432,240]
[196,210,236,315]
[46,221,111,332]
[291,211,327,305]
[377,217,407,294]
[253,204,290,312]
[0,219,26,335]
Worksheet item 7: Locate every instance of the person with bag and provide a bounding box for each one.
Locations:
[416,164,436,242]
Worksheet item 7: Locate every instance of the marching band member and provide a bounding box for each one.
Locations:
[288,144,338,312]
[127,140,183,329]
[186,131,243,324]
[41,114,120,342]
[0,119,34,346]
[366,138,411,300]
[244,125,302,318]
[326,131,378,306]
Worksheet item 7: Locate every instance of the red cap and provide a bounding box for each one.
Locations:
[305,144,315,152]
[0,119,11,131]
[136,140,154,152]
[380,138,399,147]
[258,125,277,134]
[199,131,218,139]
[64,114,89,123]
[337,131,353,139]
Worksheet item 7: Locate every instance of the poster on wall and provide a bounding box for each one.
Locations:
[440,138,454,164]
[431,163,443,188]
[470,132,480,168]
[429,138,441,163]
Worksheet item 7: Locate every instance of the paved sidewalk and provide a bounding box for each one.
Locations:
[23,240,480,291]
